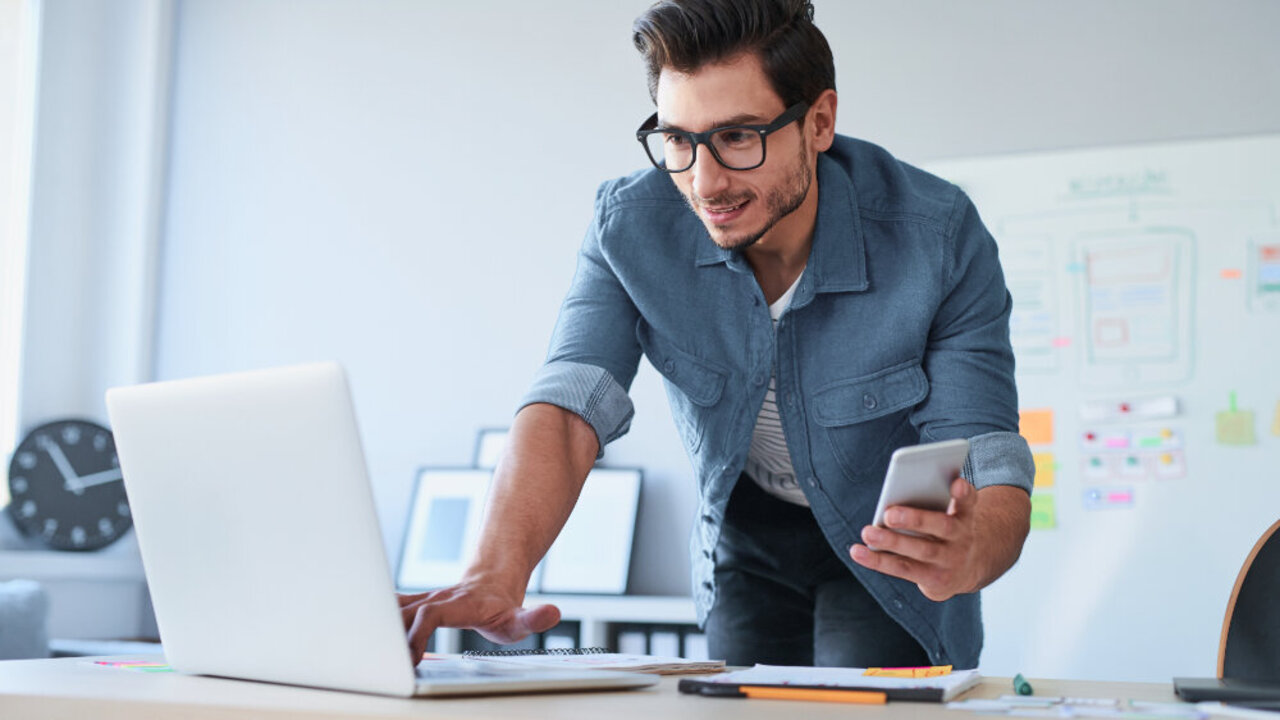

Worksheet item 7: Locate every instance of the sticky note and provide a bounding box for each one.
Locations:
[1030,493,1057,529]
[1155,451,1186,479]
[865,666,952,678]
[1019,408,1054,446]
[1216,410,1256,446]
[1032,453,1056,488]
[93,661,173,672]
[1220,268,1243,279]
[1103,433,1130,449]
[1082,455,1112,481]
[1272,401,1280,437]
[1083,487,1135,510]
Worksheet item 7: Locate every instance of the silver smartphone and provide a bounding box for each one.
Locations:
[871,438,971,531]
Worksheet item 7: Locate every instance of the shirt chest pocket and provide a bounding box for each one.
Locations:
[636,322,727,453]
[811,359,928,478]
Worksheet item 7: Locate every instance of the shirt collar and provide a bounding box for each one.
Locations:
[694,153,869,294]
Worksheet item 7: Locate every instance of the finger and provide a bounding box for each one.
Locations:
[520,603,562,634]
[397,591,431,608]
[478,603,562,645]
[883,504,957,540]
[850,542,926,583]
[400,594,438,629]
[400,587,462,629]
[407,605,441,662]
[852,543,957,600]
[860,524,943,564]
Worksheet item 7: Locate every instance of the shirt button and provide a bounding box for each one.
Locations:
[893,599,904,610]
[663,359,675,374]
[863,393,878,410]
[786,394,796,408]
[807,477,818,488]
[753,374,765,386]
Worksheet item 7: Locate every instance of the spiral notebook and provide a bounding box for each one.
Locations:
[462,647,726,675]
[678,665,982,701]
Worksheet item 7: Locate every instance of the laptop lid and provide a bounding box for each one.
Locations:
[107,363,418,696]
[1174,677,1280,703]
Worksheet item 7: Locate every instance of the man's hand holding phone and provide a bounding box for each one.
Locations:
[850,438,1032,602]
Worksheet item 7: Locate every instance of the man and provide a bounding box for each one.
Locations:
[400,0,1033,668]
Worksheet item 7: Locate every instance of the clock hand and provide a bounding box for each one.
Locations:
[37,435,82,489]
[75,467,124,489]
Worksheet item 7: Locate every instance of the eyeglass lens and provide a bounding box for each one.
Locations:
[642,127,764,172]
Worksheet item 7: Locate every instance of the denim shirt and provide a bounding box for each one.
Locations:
[521,135,1034,668]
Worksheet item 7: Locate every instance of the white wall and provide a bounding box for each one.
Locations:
[1,0,172,640]
[155,0,692,592]
[20,0,170,434]
[0,0,36,468]
[152,0,1280,601]
[13,0,1280,664]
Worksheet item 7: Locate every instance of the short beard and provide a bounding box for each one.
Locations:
[689,142,813,252]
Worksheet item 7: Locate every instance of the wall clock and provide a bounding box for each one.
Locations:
[6,419,132,551]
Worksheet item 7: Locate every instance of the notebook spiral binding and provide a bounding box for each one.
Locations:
[462,647,610,657]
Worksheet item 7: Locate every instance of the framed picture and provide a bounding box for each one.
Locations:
[395,468,491,592]
[472,428,509,469]
[538,467,642,595]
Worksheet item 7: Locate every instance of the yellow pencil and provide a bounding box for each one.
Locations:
[739,686,888,704]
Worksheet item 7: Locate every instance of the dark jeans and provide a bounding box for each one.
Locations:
[705,476,930,667]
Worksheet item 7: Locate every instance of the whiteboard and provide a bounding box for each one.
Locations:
[925,135,1280,683]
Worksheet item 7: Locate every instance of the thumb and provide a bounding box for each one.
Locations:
[947,477,974,516]
[517,603,562,635]
[478,603,562,645]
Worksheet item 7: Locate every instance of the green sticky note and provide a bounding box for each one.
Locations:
[1030,493,1057,530]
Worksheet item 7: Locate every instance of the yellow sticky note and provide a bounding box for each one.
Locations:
[1216,410,1256,446]
[1030,493,1057,530]
[864,665,952,678]
[1272,401,1280,437]
[1019,408,1054,446]
[1032,453,1056,489]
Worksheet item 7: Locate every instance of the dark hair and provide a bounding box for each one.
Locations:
[632,0,835,108]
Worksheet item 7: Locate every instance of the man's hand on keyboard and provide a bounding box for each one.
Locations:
[399,579,561,661]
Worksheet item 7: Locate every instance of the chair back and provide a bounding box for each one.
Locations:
[1219,518,1280,681]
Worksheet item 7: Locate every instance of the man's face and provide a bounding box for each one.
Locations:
[655,52,814,252]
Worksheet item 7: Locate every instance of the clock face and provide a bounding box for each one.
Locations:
[7,419,132,551]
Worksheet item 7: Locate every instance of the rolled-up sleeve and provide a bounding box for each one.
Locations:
[912,192,1034,494]
[519,183,643,457]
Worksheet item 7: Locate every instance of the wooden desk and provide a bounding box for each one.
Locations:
[0,655,1180,720]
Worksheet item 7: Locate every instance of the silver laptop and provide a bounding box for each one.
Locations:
[105,362,657,697]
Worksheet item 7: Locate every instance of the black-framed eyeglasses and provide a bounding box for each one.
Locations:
[636,101,809,173]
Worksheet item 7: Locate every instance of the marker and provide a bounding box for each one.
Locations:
[1013,673,1033,696]
[740,686,888,704]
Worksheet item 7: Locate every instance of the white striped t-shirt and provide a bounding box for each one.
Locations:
[744,273,809,506]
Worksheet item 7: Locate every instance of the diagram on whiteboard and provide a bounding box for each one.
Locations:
[1249,235,1280,312]
[926,135,1280,684]
[1076,229,1194,387]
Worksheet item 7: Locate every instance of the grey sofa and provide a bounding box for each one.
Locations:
[0,579,49,659]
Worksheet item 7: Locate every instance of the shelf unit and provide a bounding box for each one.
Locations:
[431,594,697,654]
[0,549,154,640]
